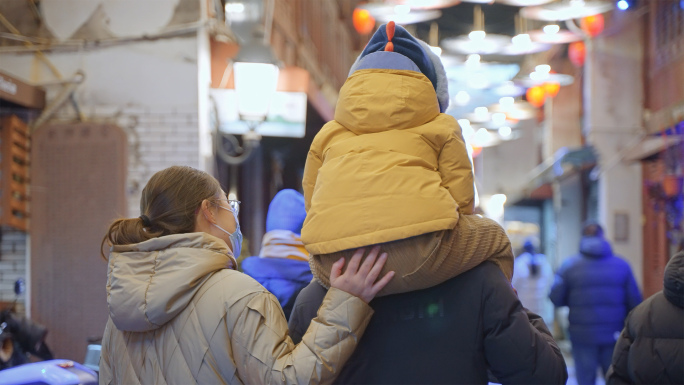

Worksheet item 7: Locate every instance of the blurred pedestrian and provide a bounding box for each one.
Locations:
[550,221,642,385]
[98,166,394,384]
[512,237,555,328]
[606,251,683,384]
[241,189,313,320]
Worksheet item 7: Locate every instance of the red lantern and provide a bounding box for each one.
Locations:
[353,7,375,35]
[543,82,560,98]
[580,14,604,38]
[526,86,546,108]
[568,41,586,67]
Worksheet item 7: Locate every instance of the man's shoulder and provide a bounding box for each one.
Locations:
[398,261,508,300]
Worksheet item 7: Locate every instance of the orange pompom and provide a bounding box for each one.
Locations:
[385,42,394,52]
[386,21,395,41]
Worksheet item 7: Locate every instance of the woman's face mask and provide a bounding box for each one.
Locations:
[210,203,243,257]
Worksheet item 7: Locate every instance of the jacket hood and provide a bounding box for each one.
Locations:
[266,189,306,234]
[106,232,237,332]
[334,69,440,135]
[663,251,684,308]
[579,236,613,258]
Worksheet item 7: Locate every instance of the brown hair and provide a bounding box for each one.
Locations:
[100,166,223,259]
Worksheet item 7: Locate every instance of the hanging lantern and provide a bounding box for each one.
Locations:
[471,146,483,158]
[526,86,546,108]
[543,82,561,98]
[580,14,604,38]
[353,7,376,35]
[568,41,586,67]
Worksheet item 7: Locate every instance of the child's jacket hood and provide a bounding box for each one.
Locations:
[106,232,236,332]
[335,68,440,135]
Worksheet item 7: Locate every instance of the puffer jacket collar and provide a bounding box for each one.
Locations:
[664,251,684,308]
[579,236,612,259]
[106,232,236,332]
[334,69,440,134]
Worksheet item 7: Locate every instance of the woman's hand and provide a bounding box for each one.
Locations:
[330,246,395,303]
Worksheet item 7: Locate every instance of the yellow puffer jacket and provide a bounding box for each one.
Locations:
[99,232,372,384]
[302,68,474,255]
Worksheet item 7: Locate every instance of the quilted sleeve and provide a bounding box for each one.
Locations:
[606,316,635,385]
[438,126,475,214]
[230,288,373,384]
[302,140,323,213]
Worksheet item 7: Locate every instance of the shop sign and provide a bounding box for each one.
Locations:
[0,71,46,109]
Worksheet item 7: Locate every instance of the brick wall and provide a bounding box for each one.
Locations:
[62,105,201,218]
[115,106,201,217]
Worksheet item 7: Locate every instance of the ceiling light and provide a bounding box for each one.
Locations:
[474,107,489,121]
[469,30,486,41]
[455,91,471,106]
[535,64,551,73]
[465,54,481,66]
[498,126,512,138]
[521,1,612,21]
[543,24,560,34]
[394,4,411,15]
[225,2,245,13]
[499,97,515,109]
[511,33,532,48]
[492,112,507,126]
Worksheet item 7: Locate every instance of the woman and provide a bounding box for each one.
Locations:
[99,166,394,384]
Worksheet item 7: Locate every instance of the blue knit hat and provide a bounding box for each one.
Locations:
[348,21,449,112]
[266,189,306,234]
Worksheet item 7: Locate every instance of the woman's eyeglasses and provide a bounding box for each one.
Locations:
[214,199,240,215]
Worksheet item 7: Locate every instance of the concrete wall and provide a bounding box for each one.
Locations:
[0,0,208,312]
[479,120,542,198]
[584,11,645,288]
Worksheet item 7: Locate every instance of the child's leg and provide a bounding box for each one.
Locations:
[309,232,442,296]
[428,214,513,282]
[309,215,513,296]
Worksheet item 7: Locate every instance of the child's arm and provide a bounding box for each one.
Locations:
[438,127,475,214]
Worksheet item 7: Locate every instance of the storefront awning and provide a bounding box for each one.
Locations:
[508,146,597,203]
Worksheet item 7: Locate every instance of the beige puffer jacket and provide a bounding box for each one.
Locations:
[99,232,373,384]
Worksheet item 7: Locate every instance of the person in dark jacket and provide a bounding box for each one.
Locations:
[606,250,683,384]
[550,222,642,385]
[289,261,568,384]
[241,189,313,319]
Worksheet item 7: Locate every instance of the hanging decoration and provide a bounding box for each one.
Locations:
[542,81,561,98]
[353,7,376,35]
[526,86,546,107]
[580,14,604,37]
[568,41,586,67]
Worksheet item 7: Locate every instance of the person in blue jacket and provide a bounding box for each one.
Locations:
[241,189,313,320]
[550,221,642,385]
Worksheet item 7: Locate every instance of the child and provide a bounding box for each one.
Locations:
[301,22,513,295]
